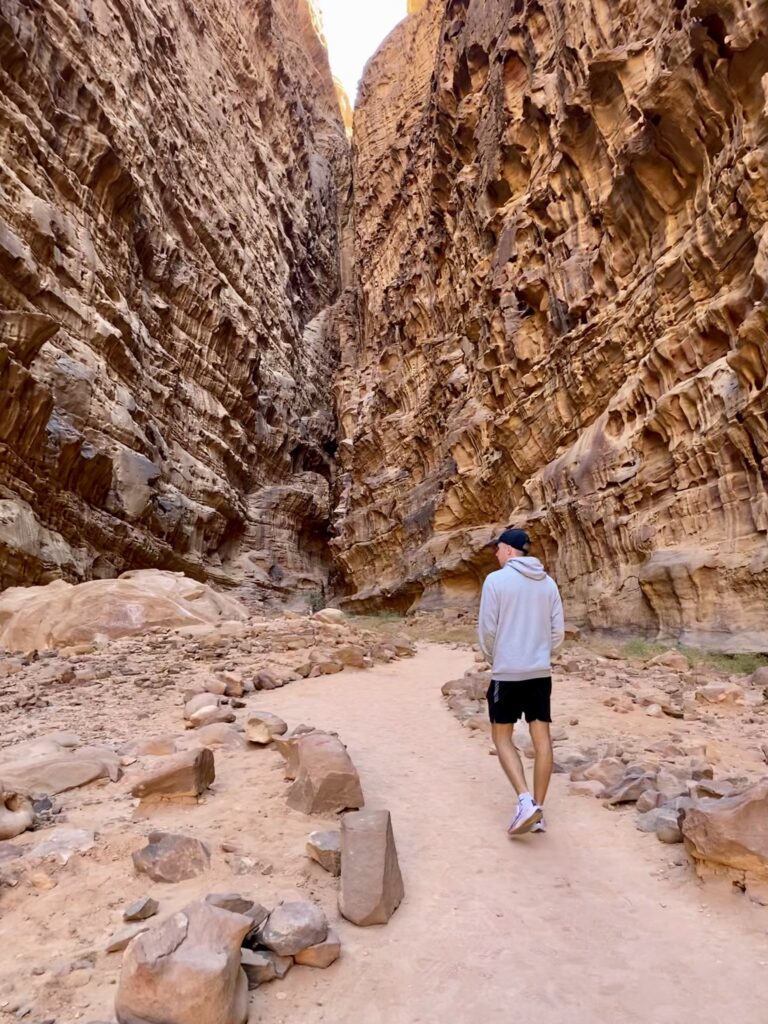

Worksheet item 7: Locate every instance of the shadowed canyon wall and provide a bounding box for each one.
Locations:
[0,0,348,597]
[333,0,768,650]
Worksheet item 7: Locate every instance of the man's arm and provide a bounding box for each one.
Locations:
[550,585,565,651]
[478,578,499,663]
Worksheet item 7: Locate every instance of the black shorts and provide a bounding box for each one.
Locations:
[486,677,552,724]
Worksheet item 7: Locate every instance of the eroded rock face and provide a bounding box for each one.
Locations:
[0,0,348,597]
[333,0,768,650]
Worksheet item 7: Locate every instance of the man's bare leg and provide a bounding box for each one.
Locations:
[529,719,553,807]
[491,723,528,795]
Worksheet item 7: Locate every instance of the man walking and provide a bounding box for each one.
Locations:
[478,528,565,836]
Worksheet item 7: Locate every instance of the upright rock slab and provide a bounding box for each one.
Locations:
[286,732,364,814]
[339,809,404,926]
[115,900,251,1024]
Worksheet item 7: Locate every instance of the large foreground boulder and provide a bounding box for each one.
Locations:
[339,809,404,926]
[682,779,768,882]
[0,734,121,797]
[286,733,364,814]
[0,569,247,651]
[115,900,251,1024]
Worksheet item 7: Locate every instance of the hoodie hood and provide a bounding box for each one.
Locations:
[505,556,546,581]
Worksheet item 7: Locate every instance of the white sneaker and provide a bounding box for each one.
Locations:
[530,816,547,833]
[508,798,543,836]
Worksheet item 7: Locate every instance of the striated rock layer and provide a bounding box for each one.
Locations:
[0,0,348,595]
[333,0,768,651]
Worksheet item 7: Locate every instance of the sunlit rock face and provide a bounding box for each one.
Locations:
[333,0,768,650]
[0,0,349,595]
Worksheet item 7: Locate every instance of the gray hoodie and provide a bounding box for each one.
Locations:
[478,557,565,681]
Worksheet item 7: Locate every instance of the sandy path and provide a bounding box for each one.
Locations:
[252,642,768,1024]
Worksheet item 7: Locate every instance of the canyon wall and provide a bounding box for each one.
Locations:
[334,0,768,650]
[0,0,348,598]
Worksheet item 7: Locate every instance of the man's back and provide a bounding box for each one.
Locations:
[478,556,564,680]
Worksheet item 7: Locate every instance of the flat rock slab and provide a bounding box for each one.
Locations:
[339,809,404,926]
[286,732,364,814]
[115,900,251,1024]
[306,830,341,876]
[193,724,247,750]
[260,900,328,956]
[130,748,214,802]
[132,831,210,883]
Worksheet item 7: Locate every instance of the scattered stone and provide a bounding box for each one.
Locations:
[312,608,346,625]
[130,748,215,802]
[132,831,211,883]
[246,713,288,745]
[106,922,151,953]
[263,951,293,979]
[205,893,254,915]
[240,949,278,988]
[193,724,247,750]
[286,732,364,814]
[0,784,34,840]
[695,683,744,704]
[183,692,226,717]
[339,809,404,926]
[636,790,662,814]
[602,770,657,806]
[26,828,95,863]
[188,706,236,729]
[649,650,689,672]
[571,757,624,789]
[123,897,159,922]
[568,780,605,798]
[260,900,328,956]
[115,900,251,1024]
[306,830,341,876]
[294,929,340,968]
[683,780,768,881]
[335,644,366,668]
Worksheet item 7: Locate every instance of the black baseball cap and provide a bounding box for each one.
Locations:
[486,528,531,551]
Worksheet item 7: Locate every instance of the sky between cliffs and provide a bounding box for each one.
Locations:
[317,0,407,105]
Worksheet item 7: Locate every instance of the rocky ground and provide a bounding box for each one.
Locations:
[0,610,766,1023]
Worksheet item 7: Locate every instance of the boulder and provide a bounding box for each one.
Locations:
[682,779,768,880]
[260,900,328,957]
[748,666,768,688]
[115,900,251,1024]
[335,644,366,668]
[273,726,318,779]
[126,736,178,757]
[0,783,34,840]
[306,830,341,876]
[130,749,214,803]
[246,713,288,745]
[294,929,340,968]
[312,608,346,625]
[694,683,744,704]
[240,949,279,988]
[286,733,364,814]
[132,832,211,883]
[184,693,226,719]
[571,757,625,789]
[193,724,247,750]
[602,770,657,806]
[339,809,404,926]
[649,650,689,672]
[188,707,236,729]
[0,737,121,797]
